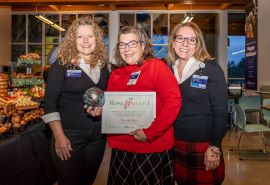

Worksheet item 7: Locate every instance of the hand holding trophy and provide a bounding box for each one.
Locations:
[83,87,105,116]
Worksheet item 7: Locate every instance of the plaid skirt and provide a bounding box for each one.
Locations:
[174,140,225,185]
[107,149,174,185]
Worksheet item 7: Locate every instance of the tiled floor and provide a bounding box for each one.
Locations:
[93,128,270,185]
[222,129,270,185]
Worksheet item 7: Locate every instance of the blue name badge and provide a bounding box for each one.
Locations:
[127,71,141,86]
[66,70,82,77]
[190,75,208,89]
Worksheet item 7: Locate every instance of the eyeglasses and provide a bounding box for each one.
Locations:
[117,40,143,49]
[174,35,197,45]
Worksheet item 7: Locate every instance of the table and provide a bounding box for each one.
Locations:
[263,105,270,111]
[255,91,270,95]
[255,91,270,111]
[0,121,56,185]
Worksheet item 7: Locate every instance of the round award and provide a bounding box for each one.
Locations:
[83,87,105,107]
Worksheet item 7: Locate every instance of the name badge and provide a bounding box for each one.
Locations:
[66,70,82,77]
[190,75,208,89]
[127,71,141,86]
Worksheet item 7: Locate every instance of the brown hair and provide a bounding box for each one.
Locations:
[168,22,213,64]
[56,17,107,68]
[114,26,154,67]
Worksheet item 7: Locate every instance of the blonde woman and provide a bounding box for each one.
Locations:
[168,22,227,185]
[42,17,108,185]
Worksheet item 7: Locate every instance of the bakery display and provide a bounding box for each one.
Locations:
[12,73,44,87]
[0,123,11,137]
[0,108,45,136]
[14,96,40,110]
[17,53,41,65]
[0,73,9,98]
[0,53,45,139]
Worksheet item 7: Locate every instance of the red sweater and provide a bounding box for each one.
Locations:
[107,59,182,153]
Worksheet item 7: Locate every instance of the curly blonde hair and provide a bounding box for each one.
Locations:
[168,22,213,64]
[56,17,107,68]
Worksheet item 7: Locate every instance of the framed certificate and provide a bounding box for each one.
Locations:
[102,92,156,133]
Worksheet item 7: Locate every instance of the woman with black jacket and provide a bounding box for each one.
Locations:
[168,22,228,185]
[42,17,109,185]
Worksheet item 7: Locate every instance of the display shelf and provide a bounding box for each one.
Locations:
[17,53,41,66]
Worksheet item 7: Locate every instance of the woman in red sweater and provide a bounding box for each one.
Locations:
[106,26,181,185]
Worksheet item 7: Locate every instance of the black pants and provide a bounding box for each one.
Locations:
[51,128,106,185]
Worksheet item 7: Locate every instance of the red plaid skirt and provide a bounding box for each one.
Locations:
[174,140,225,185]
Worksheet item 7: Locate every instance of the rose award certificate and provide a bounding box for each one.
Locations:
[101,92,156,133]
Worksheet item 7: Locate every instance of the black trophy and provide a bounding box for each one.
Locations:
[83,87,105,107]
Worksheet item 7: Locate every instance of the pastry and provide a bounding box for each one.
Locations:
[0,92,8,97]
[0,89,8,93]
[0,85,8,89]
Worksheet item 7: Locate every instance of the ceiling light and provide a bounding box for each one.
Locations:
[182,16,190,23]
[182,5,194,23]
[182,15,194,23]
[35,15,54,25]
[232,50,245,55]
[188,16,194,22]
[51,23,65,32]
[35,15,65,32]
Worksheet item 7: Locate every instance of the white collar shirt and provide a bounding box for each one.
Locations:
[78,58,100,84]
[173,57,205,84]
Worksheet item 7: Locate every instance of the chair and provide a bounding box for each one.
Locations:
[238,95,261,123]
[227,83,243,149]
[233,104,270,159]
[227,102,237,150]
[259,85,270,127]
[259,85,270,146]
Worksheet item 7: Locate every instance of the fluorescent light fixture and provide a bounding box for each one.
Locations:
[232,49,245,55]
[182,16,190,23]
[35,15,54,25]
[182,15,194,23]
[51,24,66,32]
[35,15,65,32]
[188,16,194,22]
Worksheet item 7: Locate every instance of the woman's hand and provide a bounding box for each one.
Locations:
[54,133,72,161]
[48,120,73,160]
[85,106,103,117]
[204,146,221,171]
[129,129,147,142]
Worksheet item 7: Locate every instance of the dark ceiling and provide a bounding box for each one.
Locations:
[0,0,246,11]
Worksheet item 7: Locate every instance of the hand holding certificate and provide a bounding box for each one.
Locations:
[102,92,156,133]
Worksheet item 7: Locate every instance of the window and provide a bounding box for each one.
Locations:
[119,12,217,62]
[12,13,110,69]
[136,13,151,38]
[153,13,168,59]
[227,13,246,84]
[120,14,135,28]
[94,14,109,54]
[12,15,26,43]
